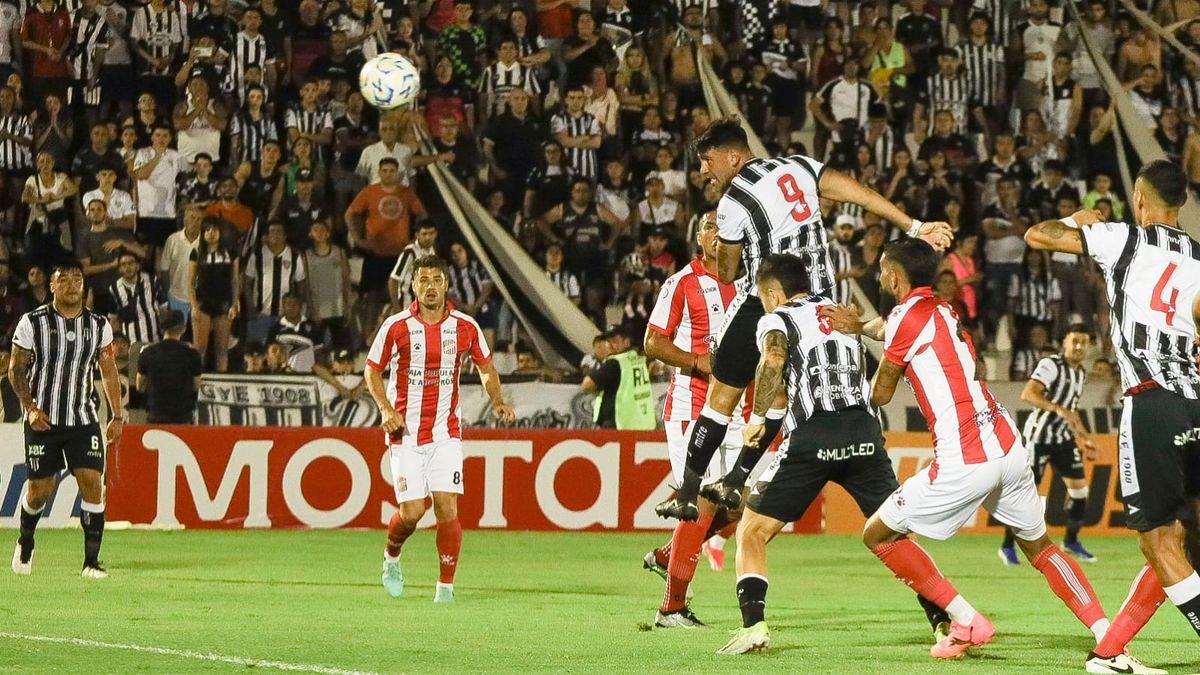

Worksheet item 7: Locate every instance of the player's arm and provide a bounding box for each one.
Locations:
[715,238,741,284]
[1021,376,1086,433]
[8,344,45,427]
[1023,209,1100,255]
[364,363,404,436]
[819,304,886,341]
[98,343,125,443]
[818,166,952,250]
[645,330,708,374]
[871,357,905,407]
[477,359,515,422]
[751,330,788,419]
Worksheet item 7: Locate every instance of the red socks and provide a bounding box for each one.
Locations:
[386,511,416,558]
[436,518,463,584]
[1095,564,1167,658]
[662,513,713,613]
[872,539,959,608]
[1031,545,1107,629]
[654,542,671,568]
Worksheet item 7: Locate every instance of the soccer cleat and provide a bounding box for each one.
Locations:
[1064,540,1098,563]
[642,550,668,581]
[382,558,404,597]
[434,583,454,603]
[655,607,707,629]
[930,612,995,659]
[933,621,951,643]
[997,546,1020,566]
[1085,651,1167,674]
[699,481,743,511]
[716,622,770,654]
[655,497,699,522]
[81,564,108,579]
[701,539,725,571]
[11,541,32,576]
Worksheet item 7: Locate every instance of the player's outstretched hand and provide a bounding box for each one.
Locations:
[493,402,516,423]
[819,304,863,335]
[26,406,50,431]
[742,422,765,448]
[1069,209,1102,227]
[917,221,954,251]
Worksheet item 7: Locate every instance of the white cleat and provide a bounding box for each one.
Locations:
[1086,651,1167,674]
[81,564,108,579]
[11,542,32,575]
[382,559,404,597]
[654,607,707,629]
[716,622,770,654]
[434,583,454,603]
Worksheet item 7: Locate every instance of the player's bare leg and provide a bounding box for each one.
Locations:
[863,514,994,659]
[12,477,54,576]
[431,491,461,603]
[656,496,717,628]
[74,468,108,579]
[655,380,746,521]
[382,498,425,597]
[716,509,783,654]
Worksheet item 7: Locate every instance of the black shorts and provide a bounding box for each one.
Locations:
[711,292,764,389]
[748,407,897,523]
[1119,387,1200,532]
[1031,440,1085,483]
[24,422,105,480]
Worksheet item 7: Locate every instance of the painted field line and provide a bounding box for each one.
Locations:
[0,632,378,675]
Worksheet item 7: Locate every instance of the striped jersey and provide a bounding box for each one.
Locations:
[757,294,870,435]
[447,259,491,311]
[12,304,113,426]
[1022,354,1087,445]
[130,3,184,76]
[716,154,833,295]
[245,244,307,317]
[366,301,492,445]
[108,272,164,344]
[884,287,1019,465]
[959,38,1006,107]
[549,110,601,180]
[647,257,737,422]
[1082,221,1200,398]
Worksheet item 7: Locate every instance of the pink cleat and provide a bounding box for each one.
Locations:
[701,539,725,571]
[930,612,995,659]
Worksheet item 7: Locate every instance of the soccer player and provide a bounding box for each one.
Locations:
[718,254,949,654]
[365,255,516,603]
[1026,159,1200,674]
[999,324,1098,566]
[10,260,125,578]
[825,239,1116,662]
[655,117,952,522]
[643,210,749,628]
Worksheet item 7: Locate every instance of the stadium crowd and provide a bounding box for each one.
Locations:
[0,0,1189,420]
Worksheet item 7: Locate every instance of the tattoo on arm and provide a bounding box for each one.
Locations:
[1042,221,1068,239]
[10,346,32,409]
[752,332,788,417]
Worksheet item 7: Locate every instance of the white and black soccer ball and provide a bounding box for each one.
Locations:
[359,53,421,110]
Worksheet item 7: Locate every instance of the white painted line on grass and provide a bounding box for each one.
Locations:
[0,632,378,675]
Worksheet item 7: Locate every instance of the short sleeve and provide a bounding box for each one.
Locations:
[99,320,114,349]
[136,346,152,374]
[365,317,397,371]
[883,301,932,366]
[755,313,787,352]
[1081,221,1131,269]
[647,275,684,336]
[11,314,33,350]
[1029,357,1058,388]
[550,114,566,135]
[716,195,749,244]
[467,318,492,365]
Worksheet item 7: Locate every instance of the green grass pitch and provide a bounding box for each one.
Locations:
[0,530,1196,673]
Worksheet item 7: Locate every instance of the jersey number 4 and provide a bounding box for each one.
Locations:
[1151,263,1179,326]
[777,174,813,222]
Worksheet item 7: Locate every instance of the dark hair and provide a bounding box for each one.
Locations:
[1137,159,1188,208]
[415,221,437,233]
[379,157,400,169]
[691,117,750,157]
[194,152,213,164]
[882,238,940,288]
[1065,323,1092,338]
[118,250,141,263]
[51,259,84,277]
[412,254,448,278]
[756,254,811,296]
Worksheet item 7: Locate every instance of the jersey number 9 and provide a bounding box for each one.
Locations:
[777,173,813,222]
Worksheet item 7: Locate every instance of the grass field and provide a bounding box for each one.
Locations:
[0,530,1196,673]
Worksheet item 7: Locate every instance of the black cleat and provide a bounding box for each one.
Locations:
[655,497,699,521]
[699,480,744,510]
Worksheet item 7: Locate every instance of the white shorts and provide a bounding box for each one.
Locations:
[666,419,770,488]
[876,442,1047,542]
[388,438,464,503]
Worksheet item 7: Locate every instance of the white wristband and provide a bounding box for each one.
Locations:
[749,413,767,426]
[907,218,924,237]
[1060,216,1079,229]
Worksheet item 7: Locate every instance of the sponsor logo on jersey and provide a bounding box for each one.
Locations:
[1173,427,1200,447]
[27,444,44,457]
[817,442,876,462]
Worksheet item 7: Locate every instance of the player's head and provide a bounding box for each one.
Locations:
[756,254,811,312]
[50,259,85,306]
[696,210,719,260]
[880,238,940,299]
[1132,160,1188,226]
[693,117,752,191]
[1062,323,1091,364]
[411,254,449,310]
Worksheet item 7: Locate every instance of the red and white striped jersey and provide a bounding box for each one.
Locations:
[647,257,737,421]
[884,288,1018,465]
[366,301,492,445]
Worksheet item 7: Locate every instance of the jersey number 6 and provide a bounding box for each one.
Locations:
[777,173,812,222]
[1151,262,1179,326]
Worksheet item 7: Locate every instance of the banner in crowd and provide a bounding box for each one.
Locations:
[0,425,1134,537]
[196,375,324,426]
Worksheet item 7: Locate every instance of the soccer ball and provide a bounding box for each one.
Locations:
[359,53,421,110]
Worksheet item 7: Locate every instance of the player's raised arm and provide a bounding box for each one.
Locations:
[818,167,953,250]
[1023,209,1100,255]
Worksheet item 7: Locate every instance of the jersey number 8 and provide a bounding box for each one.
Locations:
[777,174,813,222]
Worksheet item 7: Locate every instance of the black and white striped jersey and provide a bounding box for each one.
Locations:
[130,3,185,76]
[922,71,972,134]
[228,30,272,92]
[959,39,1006,107]
[477,60,541,118]
[828,238,854,305]
[755,294,871,435]
[869,125,897,173]
[0,110,32,170]
[716,155,833,295]
[448,259,492,311]
[971,0,1023,47]
[109,272,165,344]
[549,110,601,180]
[246,244,307,317]
[284,103,333,162]
[229,110,278,164]
[1022,354,1087,445]
[68,9,108,82]
[546,268,580,300]
[1083,221,1200,398]
[1007,270,1061,321]
[12,304,113,426]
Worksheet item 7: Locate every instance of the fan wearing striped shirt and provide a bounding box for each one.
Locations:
[998,325,1097,567]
